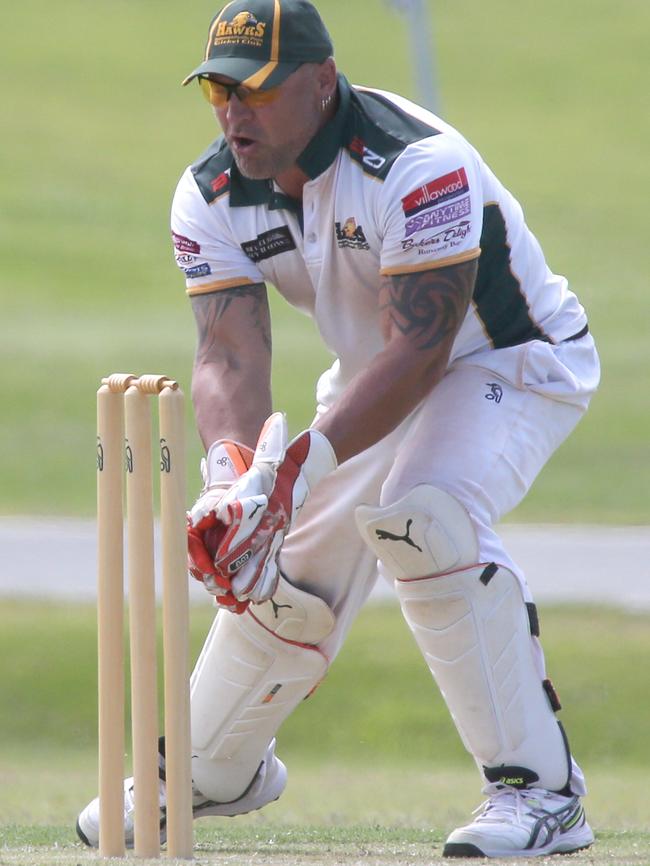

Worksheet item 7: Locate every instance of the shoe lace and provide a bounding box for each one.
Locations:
[473,784,546,826]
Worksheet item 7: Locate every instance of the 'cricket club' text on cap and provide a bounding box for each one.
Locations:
[182,0,333,91]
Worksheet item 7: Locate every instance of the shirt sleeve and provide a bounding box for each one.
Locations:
[378,134,483,275]
[170,166,264,296]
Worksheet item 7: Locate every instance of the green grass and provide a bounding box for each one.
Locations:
[0,0,648,521]
[1,600,649,863]
[2,821,649,866]
[1,765,649,866]
[2,601,649,770]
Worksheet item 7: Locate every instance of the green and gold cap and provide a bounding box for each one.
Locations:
[182,0,333,90]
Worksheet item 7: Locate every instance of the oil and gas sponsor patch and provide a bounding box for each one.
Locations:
[241,226,296,263]
[401,167,469,218]
[404,196,471,238]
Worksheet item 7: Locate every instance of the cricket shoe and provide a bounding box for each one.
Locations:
[76,738,286,848]
[442,783,594,858]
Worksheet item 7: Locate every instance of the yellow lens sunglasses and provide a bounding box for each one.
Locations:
[199,76,282,109]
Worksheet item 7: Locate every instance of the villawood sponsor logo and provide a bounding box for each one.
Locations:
[241,226,296,263]
[335,217,369,250]
[215,11,266,45]
[401,167,469,218]
[404,196,471,238]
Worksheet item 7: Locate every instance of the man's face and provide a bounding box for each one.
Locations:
[213,64,325,181]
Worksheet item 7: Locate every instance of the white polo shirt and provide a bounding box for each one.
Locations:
[171,75,587,402]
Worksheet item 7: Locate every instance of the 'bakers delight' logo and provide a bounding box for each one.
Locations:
[215,11,266,45]
[401,167,469,218]
[401,220,471,253]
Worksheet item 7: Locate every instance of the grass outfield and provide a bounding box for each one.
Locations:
[1,765,649,865]
[2,601,649,769]
[1,0,649,522]
[1,601,649,865]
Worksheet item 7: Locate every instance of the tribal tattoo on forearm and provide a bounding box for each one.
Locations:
[192,282,272,364]
[381,260,477,351]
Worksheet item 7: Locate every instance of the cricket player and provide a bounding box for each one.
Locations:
[78,0,600,857]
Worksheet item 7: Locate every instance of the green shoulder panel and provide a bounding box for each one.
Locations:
[190,136,273,208]
[190,136,233,204]
[344,88,442,180]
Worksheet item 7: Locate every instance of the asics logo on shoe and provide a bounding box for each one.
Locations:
[442,786,594,858]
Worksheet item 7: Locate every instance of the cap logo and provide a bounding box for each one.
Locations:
[215,11,267,46]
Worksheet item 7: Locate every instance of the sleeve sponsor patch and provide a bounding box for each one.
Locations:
[175,252,199,266]
[401,220,471,255]
[401,167,469,217]
[184,262,212,278]
[404,196,471,238]
[172,231,201,254]
[241,226,296,263]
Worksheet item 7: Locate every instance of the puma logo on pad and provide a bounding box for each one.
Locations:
[375,519,422,552]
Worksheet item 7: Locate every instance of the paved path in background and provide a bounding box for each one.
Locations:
[0,517,648,609]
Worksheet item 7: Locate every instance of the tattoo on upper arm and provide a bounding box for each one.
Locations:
[192,282,272,362]
[381,260,477,351]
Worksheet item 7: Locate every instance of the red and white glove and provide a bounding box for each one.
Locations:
[187,439,253,613]
[200,412,337,606]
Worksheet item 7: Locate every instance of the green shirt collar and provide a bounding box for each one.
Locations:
[229,73,352,209]
[295,73,352,180]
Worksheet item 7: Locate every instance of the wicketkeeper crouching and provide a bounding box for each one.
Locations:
[77,0,600,858]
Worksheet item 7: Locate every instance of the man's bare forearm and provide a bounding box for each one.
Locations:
[191,284,272,449]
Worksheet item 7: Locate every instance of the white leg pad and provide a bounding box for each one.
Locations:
[190,578,333,802]
[356,486,571,791]
[396,565,570,790]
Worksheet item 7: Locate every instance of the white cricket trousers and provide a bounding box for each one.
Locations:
[280,334,600,661]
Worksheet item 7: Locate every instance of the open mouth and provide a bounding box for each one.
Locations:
[232,136,256,151]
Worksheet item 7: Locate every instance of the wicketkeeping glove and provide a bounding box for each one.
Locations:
[200,412,337,605]
[187,438,253,613]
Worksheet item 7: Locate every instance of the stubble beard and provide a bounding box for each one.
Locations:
[227,121,317,181]
[230,145,294,180]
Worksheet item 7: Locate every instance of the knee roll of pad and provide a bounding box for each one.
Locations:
[355,484,479,579]
[190,579,333,802]
[355,485,570,792]
[251,573,336,645]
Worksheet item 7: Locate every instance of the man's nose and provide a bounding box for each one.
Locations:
[226,93,254,121]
